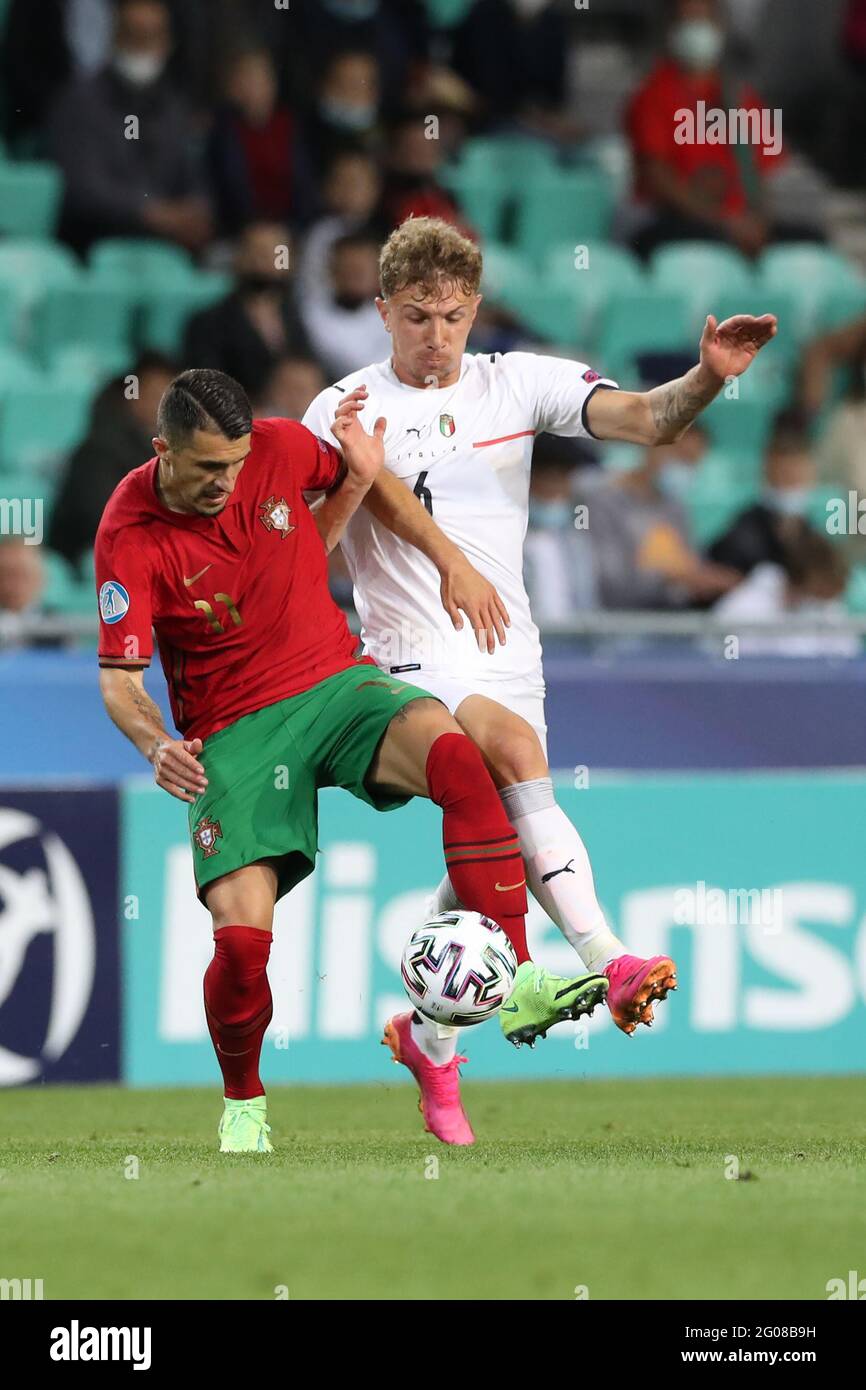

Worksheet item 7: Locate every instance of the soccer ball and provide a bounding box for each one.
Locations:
[400,910,519,1027]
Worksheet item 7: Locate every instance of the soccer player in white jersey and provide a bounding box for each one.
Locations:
[303,217,777,1136]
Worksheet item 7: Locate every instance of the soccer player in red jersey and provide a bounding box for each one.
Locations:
[96,369,606,1149]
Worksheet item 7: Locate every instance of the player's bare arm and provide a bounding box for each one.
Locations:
[332,385,511,654]
[586,312,778,445]
[99,665,207,804]
[311,404,387,553]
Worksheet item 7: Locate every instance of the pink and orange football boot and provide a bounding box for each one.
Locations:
[382,1012,475,1145]
[604,954,678,1034]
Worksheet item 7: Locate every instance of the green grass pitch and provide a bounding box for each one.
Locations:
[1,1076,863,1300]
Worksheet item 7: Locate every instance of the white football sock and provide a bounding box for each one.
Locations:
[411,1012,460,1065]
[500,778,625,974]
[427,873,461,916]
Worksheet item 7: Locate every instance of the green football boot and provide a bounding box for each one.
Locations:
[218,1096,273,1153]
[500,961,609,1048]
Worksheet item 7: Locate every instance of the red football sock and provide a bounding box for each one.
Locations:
[425,732,530,963]
[203,925,273,1100]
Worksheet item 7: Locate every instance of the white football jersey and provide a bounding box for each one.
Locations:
[302,351,617,681]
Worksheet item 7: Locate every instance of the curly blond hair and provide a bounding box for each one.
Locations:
[379,217,482,300]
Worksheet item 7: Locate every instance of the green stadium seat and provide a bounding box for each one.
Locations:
[89,237,196,289]
[0,471,56,536]
[47,342,131,388]
[439,163,513,243]
[31,280,137,364]
[686,478,758,548]
[459,135,559,183]
[0,346,44,395]
[514,167,614,260]
[537,242,645,345]
[140,274,231,355]
[650,242,755,335]
[757,243,866,340]
[0,385,94,472]
[596,289,692,380]
[0,239,80,312]
[425,0,475,26]
[701,395,776,459]
[480,241,533,302]
[0,162,63,237]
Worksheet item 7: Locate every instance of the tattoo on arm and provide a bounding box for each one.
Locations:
[647,365,721,443]
[124,675,167,732]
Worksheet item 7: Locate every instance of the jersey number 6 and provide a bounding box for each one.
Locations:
[413,470,433,515]
[193,593,243,633]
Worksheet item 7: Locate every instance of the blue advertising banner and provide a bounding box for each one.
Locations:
[0,787,120,1086]
[121,772,866,1087]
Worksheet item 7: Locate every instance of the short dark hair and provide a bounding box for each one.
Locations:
[157,369,252,446]
[768,406,810,455]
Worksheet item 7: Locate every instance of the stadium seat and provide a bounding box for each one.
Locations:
[514,167,614,261]
[597,289,692,380]
[140,274,232,354]
[0,346,44,396]
[0,162,63,237]
[439,162,514,243]
[0,239,80,312]
[757,243,866,339]
[0,472,56,538]
[701,396,776,463]
[845,566,866,615]
[89,237,196,288]
[686,478,758,548]
[539,242,645,345]
[650,242,755,335]
[0,385,94,473]
[31,281,137,364]
[47,342,131,388]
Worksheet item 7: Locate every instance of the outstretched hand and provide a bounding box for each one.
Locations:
[699,313,778,380]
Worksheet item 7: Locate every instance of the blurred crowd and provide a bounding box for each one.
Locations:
[1,0,865,656]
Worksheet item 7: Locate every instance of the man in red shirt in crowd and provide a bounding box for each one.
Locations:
[626,0,784,258]
[95,369,607,1152]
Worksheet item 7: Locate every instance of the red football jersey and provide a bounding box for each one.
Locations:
[95,417,372,741]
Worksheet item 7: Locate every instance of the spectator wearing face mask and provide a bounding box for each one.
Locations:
[294,49,382,221]
[581,424,740,609]
[299,232,391,381]
[524,439,599,623]
[713,529,859,657]
[47,0,212,253]
[708,410,815,575]
[626,0,786,259]
[182,221,312,398]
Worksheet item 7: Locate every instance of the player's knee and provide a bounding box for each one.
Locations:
[485,723,546,785]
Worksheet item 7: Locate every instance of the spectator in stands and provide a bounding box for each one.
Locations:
[297,150,385,299]
[299,232,391,380]
[207,47,297,236]
[251,356,328,421]
[0,538,56,648]
[47,353,177,569]
[295,49,382,219]
[524,437,599,623]
[626,0,787,258]
[581,424,740,608]
[378,112,473,234]
[713,529,859,656]
[182,221,312,398]
[47,0,213,253]
[708,410,816,574]
[800,311,866,503]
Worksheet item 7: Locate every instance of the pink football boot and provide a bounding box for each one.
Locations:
[604,954,678,1035]
[382,1012,475,1145]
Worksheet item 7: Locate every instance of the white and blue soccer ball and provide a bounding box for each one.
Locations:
[401,910,519,1027]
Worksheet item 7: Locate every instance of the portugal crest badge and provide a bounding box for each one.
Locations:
[258,495,294,537]
[193,816,222,858]
[439,413,455,437]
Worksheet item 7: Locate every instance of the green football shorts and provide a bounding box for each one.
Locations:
[187,664,436,902]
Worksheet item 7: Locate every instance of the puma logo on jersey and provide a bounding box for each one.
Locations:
[183,565,212,587]
[541,859,575,883]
